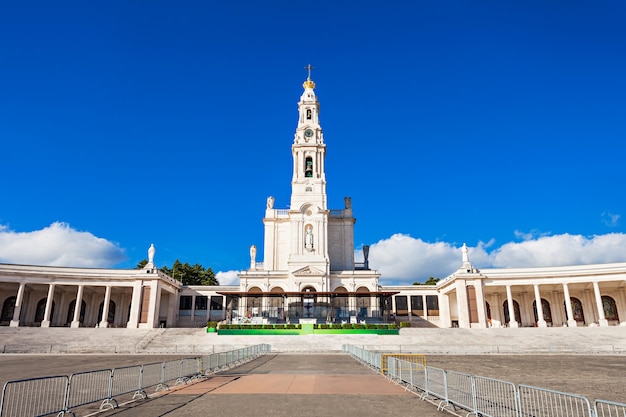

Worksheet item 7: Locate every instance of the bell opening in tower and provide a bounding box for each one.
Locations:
[305,157,313,177]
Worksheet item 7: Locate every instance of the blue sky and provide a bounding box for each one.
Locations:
[1,1,625,285]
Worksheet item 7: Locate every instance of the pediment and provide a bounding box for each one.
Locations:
[292,266,325,276]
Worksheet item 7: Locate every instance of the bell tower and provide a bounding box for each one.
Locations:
[290,64,327,210]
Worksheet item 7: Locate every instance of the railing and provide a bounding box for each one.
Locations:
[0,344,271,417]
[343,344,626,417]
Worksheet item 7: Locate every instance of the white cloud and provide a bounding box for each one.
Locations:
[601,212,621,227]
[2,223,625,289]
[216,270,240,285]
[365,232,626,286]
[0,222,126,267]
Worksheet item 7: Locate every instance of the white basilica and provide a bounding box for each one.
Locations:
[1,73,626,330]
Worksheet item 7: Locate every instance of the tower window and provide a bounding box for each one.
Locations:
[306,109,312,119]
[305,157,313,177]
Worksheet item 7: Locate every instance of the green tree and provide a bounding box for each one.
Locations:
[136,259,218,286]
[412,276,440,285]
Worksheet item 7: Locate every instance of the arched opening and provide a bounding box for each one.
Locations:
[356,287,370,319]
[533,298,553,324]
[333,286,349,322]
[502,300,521,325]
[66,299,87,326]
[305,157,313,177]
[268,287,285,322]
[35,298,55,325]
[602,295,619,321]
[1,296,16,324]
[301,286,317,319]
[564,297,585,323]
[246,287,263,319]
[98,300,116,325]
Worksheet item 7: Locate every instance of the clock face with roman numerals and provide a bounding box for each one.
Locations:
[304,129,314,138]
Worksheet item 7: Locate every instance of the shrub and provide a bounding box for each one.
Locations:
[286,324,297,329]
[207,321,218,328]
[366,323,376,329]
[274,324,285,329]
[251,324,263,329]
[319,324,330,329]
[353,324,365,329]
[399,321,411,328]
[263,324,274,329]
[342,323,353,329]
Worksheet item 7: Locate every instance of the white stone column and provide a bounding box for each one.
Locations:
[167,292,177,327]
[127,282,142,328]
[534,284,547,327]
[191,295,196,323]
[506,285,518,328]
[438,293,452,328]
[149,282,161,328]
[422,294,428,320]
[100,286,112,328]
[492,292,502,326]
[71,285,84,328]
[593,282,609,327]
[562,283,577,327]
[619,285,626,326]
[41,284,56,328]
[475,281,488,328]
[455,280,470,328]
[551,291,563,325]
[10,283,26,327]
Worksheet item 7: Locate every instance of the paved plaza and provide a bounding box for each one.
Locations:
[2,327,626,416]
[1,352,625,417]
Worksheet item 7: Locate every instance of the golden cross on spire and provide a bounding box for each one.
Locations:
[304,64,314,80]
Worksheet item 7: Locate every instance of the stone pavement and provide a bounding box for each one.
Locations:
[2,353,626,417]
[2,326,626,416]
[76,354,445,417]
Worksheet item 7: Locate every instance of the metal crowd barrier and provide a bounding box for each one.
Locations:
[0,344,271,417]
[595,399,626,417]
[344,344,626,417]
[341,344,383,371]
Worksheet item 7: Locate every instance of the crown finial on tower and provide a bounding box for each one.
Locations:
[303,64,316,89]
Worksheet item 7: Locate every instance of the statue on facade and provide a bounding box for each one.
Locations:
[148,244,155,264]
[305,226,313,250]
[266,196,274,209]
[462,243,469,264]
[344,196,352,209]
[250,245,257,269]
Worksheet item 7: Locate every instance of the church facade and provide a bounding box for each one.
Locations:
[1,74,626,330]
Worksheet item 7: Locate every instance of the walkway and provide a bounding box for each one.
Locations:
[91,354,441,417]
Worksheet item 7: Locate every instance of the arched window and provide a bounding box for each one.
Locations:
[602,296,619,321]
[35,298,55,323]
[564,297,585,323]
[66,299,87,325]
[533,298,552,323]
[502,300,521,324]
[98,300,116,324]
[306,109,312,119]
[1,296,16,322]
